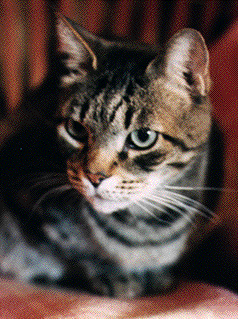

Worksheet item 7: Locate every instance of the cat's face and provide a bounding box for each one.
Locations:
[56,16,211,214]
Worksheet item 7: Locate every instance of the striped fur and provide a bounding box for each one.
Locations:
[0,16,213,297]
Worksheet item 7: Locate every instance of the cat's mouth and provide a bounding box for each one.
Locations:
[88,194,130,214]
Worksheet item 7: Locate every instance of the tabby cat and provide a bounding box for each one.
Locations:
[0,15,215,298]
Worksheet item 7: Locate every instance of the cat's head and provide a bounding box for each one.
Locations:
[56,15,211,214]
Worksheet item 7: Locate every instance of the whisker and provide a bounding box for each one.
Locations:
[133,201,171,225]
[29,179,68,191]
[143,196,194,223]
[163,186,238,193]
[10,172,67,189]
[141,198,175,218]
[150,194,198,215]
[32,185,73,212]
[158,190,216,219]
[165,191,215,218]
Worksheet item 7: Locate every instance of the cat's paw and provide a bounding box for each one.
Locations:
[91,273,143,298]
[142,269,175,295]
[90,270,174,298]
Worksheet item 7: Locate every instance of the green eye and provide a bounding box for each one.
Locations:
[66,119,88,142]
[128,128,158,150]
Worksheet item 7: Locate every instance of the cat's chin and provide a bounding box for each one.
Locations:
[89,195,129,214]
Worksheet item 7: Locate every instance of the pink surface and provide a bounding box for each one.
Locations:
[0,279,238,319]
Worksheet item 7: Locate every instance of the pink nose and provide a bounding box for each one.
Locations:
[86,172,106,187]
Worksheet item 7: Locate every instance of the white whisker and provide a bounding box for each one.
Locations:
[166,191,215,218]
[133,201,171,225]
[11,173,68,191]
[33,185,73,212]
[163,186,238,192]
[29,179,67,191]
[158,190,216,219]
[140,198,167,212]
[140,197,176,219]
[150,193,197,214]
[144,196,195,223]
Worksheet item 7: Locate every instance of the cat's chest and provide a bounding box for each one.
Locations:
[79,205,191,272]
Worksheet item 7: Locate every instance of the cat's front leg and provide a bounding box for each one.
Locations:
[91,272,144,298]
[87,262,174,298]
[104,270,174,298]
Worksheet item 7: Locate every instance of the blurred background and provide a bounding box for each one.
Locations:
[0,0,238,285]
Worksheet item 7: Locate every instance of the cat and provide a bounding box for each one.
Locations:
[0,15,218,298]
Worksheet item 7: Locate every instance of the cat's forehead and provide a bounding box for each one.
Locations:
[73,72,154,131]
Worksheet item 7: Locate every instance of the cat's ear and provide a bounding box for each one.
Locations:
[147,29,211,95]
[56,15,99,86]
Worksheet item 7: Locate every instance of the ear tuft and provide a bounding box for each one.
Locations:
[164,29,211,95]
[56,14,98,86]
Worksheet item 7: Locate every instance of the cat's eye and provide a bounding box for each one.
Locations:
[128,128,158,150]
[65,119,88,142]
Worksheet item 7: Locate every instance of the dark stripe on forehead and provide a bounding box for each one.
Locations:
[123,78,136,103]
[80,100,90,121]
[93,103,109,123]
[124,106,135,129]
[93,107,98,122]
[109,76,136,123]
[99,106,105,122]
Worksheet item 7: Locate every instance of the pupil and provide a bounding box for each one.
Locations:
[72,121,82,134]
[138,129,150,142]
[67,119,87,140]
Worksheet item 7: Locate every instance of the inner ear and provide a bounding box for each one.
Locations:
[165,29,210,95]
[56,14,98,86]
[147,29,211,96]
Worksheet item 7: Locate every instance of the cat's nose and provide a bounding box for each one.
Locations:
[86,171,107,187]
